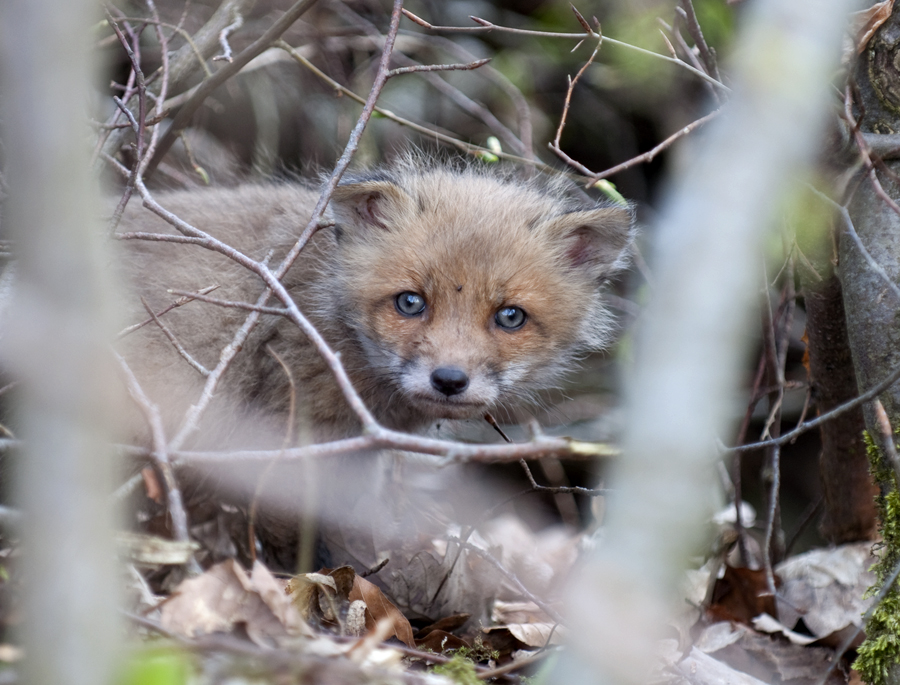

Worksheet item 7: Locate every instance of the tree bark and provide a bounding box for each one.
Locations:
[801,260,877,543]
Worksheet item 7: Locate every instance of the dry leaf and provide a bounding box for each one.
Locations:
[415,629,469,653]
[416,613,470,639]
[349,575,416,648]
[116,531,200,566]
[752,613,817,646]
[286,572,338,621]
[851,0,894,54]
[140,466,163,503]
[774,542,875,648]
[161,559,309,646]
[489,600,565,648]
[707,565,778,625]
[677,646,771,685]
[709,626,846,684]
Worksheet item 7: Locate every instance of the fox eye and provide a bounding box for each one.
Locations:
[395,291,426,316]
[495,306,527,330]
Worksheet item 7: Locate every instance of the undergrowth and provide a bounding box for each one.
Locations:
[854,431,900,685]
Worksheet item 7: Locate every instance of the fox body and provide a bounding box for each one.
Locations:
[118,160,634,445]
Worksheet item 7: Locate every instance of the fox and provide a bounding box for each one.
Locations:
[113,156,637,607]
[117,157,635,446]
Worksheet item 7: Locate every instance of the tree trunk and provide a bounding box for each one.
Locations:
[801,259,877,543]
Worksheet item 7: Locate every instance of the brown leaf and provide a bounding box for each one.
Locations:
[349,575,415,648]
[141,466,163,503]
[707,565,779,625]
[161,559,308,646]
[286,572,338,621]
[415,629,470,653]
[327,565,356,601]
[249,561,310,638]
[851,0,894,54]
[416,613,471,639]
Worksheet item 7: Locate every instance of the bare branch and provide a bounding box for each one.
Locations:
[166,430,619,465]
[555,108,721,182]
[678,0,721,81]
[387,58,489,77]
[213,11,244,62]
[114,353,198,572]
[118,285,219,337]
[166,289,290,317]
[140,297,210,377]
[728,358,900,453]
[144,0,320,177]
[402,8,730,93]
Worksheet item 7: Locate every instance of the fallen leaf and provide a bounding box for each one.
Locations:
[489,600,565,648]
[415,629,469,653]
[677,646,771,685]
[161,559,309,646]
[116,531,200,566]
[695,620,746,654]
[349,574,415,648]
[851,0,894,54]
[710,626,845,684]
[775,541,875,648]
[707,565,778,625]
[752,613,817,646]
[141,467,163,503]
[286,572,338,621]
[416,613,470,639]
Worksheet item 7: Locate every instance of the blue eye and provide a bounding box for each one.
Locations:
[395,292,426,316]
[495,306,526,330]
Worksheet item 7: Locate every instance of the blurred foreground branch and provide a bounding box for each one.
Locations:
[0,1,122,684]
[549,0,856,683]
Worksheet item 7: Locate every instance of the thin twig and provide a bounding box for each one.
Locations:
[873,399,900,481]
[808,185,900,302]
[401,8,730,93]
[447,537,564,624]
[114,353,199,573]
[727,357,900,453]
[387,58,489,77]
[117,431,619,468]
[118,285,219,337]
[140,297,210,376]
[213,11,244,62]
[278,40,560,173]
[166,289,289,317]
[144,0,319,177]
[550,39,601,155]
[409,31,535,159]
[678,0,720,81]
[106,12,146,233]
[247,346,296,563]
[565,108,722,182]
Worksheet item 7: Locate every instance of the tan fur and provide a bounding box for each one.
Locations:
[116,158,635,446]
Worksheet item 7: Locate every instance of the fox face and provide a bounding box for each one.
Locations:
[323,163,635,423]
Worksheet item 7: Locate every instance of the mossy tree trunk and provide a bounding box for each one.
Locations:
[842,7,900,684]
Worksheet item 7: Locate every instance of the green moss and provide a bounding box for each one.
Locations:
[433,656,481,685]
[854,431,900,684]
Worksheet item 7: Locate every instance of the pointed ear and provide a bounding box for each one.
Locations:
[538,205,635,279]
[329,178,414,234]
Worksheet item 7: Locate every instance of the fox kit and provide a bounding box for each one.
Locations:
[117,158,635,445]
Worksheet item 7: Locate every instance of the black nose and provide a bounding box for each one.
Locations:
[430,366,469,396]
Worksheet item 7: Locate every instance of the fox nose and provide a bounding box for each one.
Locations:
[431,366,469,396]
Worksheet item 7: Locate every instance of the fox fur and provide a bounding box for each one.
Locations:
[116,158,635,447]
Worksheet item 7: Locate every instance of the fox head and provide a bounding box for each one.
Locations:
[322,161,635,423]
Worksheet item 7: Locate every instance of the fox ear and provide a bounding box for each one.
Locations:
[329,179,413,234]
[539,205,635,279]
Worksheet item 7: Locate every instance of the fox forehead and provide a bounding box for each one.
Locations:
[342,210,587,304]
